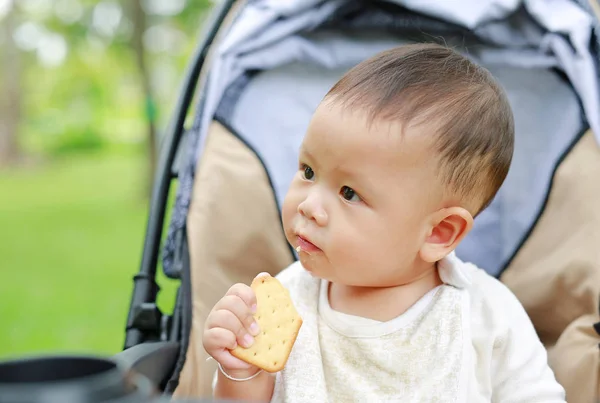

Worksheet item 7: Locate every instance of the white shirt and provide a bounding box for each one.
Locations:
[270,253,566,402]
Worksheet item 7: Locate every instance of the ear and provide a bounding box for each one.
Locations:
[419,207,473,263]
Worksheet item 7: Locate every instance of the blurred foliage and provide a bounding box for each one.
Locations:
[4,0,213,158]
[0,0,216,358]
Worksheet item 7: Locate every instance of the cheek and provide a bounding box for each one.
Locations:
[328,212,379,260]
[332,212,418,264]
[377,215,425,262]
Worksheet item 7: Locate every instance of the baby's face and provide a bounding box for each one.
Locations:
[282,101,445,287]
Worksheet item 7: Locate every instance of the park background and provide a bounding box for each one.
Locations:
[0,0,214,359]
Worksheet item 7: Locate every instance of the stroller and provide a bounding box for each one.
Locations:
[117,0,600,401]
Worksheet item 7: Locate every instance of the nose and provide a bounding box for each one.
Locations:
[297,190,328,226]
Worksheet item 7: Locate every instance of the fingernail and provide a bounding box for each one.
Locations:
[251,304,257,313]
[250,321,259,336]
[243,334,254,347]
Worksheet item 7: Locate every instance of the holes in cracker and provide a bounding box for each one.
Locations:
[253,352,257,356]
[274,361,277,366]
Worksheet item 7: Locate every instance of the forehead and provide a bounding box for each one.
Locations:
[302,101,435,175]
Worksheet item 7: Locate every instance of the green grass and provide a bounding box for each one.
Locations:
[0,150,179,359]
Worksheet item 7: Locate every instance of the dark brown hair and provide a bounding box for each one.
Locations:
[325,43,514,214]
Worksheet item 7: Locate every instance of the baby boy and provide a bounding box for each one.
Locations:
[202,43,565,402]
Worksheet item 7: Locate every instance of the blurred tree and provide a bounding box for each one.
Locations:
[0,2,22,166]
[0,0,213,172]
[129,0,157,195]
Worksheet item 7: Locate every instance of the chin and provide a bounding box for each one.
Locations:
[299,257,314,272]
[300,260,334,283]
[299,256,320,275]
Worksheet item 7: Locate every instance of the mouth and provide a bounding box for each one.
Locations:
[296,235,322,254]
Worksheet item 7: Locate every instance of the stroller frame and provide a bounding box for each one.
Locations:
[114,0,237,390]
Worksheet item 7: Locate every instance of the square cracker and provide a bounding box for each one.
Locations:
[231,275,303,373]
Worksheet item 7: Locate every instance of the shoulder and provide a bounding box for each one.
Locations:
[462,261,551,376]
[459,264,565,400]
[440,253,527,325]
[464,263,532,332]
[439,251,533,336]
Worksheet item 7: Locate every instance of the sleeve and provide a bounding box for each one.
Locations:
[490,286,566,403]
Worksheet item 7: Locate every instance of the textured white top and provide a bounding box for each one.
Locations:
[270,254,566,402]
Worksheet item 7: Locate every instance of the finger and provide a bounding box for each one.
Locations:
[203,328,254,371]
[208,309,254,348]
[214,294,259,336]
[255,272,271,279]
[203,326,237,351]
[225,283,257,313]
[217,354,254,372]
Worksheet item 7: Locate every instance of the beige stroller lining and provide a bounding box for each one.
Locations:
[501,130,600,402]
[173,121,293,398]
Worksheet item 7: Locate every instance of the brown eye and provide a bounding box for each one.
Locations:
[303,165,314,180]
[341,186,359,202]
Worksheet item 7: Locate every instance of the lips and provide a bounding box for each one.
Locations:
[296,235,322,253]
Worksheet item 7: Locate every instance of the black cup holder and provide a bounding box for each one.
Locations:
[0,356,116,384]
[0,355,155,403]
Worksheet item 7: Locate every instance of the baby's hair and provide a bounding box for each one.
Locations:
[325,43,514,214]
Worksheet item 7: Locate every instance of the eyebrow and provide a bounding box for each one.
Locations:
[299,145,312,158]
[299,146,317,166]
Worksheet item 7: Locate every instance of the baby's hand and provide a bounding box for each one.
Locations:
[203,280,262,373]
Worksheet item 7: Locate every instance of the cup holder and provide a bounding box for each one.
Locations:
[0,355,155,402]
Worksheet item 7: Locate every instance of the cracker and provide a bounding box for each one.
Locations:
[231,275,303,373]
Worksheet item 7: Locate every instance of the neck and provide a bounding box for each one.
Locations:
[328,263,442,322]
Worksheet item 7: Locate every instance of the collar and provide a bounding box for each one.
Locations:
[437,251,473,289]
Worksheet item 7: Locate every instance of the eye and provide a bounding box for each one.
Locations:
[341,186,361,202]
[301,164,315,181]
